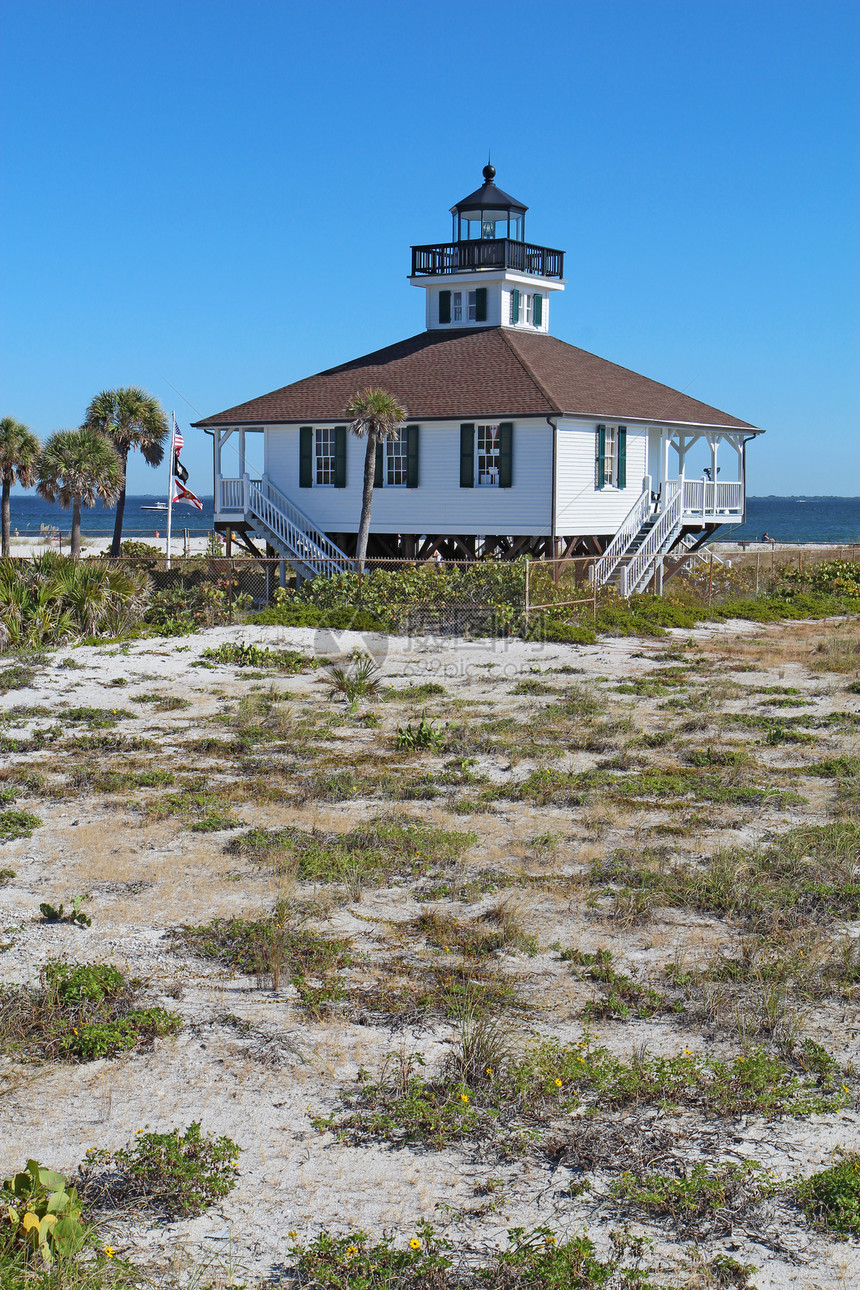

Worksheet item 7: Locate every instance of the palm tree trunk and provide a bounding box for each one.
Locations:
[1,477,10,559]
[109,451,128,558]
[71,498,82,558]
[355,434,377,573]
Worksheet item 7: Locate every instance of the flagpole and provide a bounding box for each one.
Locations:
[166,411,175,570]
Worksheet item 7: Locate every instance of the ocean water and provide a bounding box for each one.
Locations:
[723,497,860,544]
[5,494,859,545]
[7,495,216,538]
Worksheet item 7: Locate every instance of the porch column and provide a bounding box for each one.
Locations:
[239,429,246,478]
[214,431,223,515]
[709,438,719,516]
[660,431,670,509]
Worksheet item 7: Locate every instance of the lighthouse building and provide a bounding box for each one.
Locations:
[194,165,762,593]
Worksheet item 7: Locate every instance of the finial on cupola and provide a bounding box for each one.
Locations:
[483,153,495,183]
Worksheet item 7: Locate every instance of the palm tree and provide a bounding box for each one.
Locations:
[37,428,123,557]
[84,387,168,556]
[345,388,406,571]
[0,417,41,558]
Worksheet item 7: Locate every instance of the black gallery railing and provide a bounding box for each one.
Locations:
[411,239,565,279]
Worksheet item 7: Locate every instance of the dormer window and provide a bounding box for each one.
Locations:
[439,287,486,324]
[510,289,544,328]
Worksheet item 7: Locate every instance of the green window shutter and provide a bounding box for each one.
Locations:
[299,426,313,487]
[617,426,627,489]
[511,289,520,324]
[406,424,419,488]
[460,424,475,488]
[334,426,347,488]
[533,293,543,326]
[439,290,451,324]
[499,422,513,488]
[596,424,606,490]
[475,287,487,322]
[374,442,383,487]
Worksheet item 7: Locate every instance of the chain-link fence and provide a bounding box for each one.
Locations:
[6,544,858,633]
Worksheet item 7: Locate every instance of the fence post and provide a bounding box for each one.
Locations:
[799,548,803,574]
[520,557,528,637]
[707,553,714,606]
[591,559,597,621]
[228,559,234,623]
[755,551,760,595]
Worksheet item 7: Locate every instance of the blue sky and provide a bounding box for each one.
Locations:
[3,0,858,495]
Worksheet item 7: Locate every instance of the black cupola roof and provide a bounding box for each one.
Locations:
[450,163,528,220]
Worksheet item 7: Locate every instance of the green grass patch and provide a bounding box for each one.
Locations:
[227,815,475,886]
[174,906,353,1016]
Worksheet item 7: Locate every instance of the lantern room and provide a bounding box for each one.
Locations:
[450,162,527,242]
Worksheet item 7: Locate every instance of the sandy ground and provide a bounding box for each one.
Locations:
[7,533,216,558]
[0,617,859,1285]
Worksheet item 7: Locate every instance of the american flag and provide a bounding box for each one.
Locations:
[173,424,184,455]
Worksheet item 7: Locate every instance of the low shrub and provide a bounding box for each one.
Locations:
[609,1159,776,1238]
[796,1151,860,1237]
[0,810,43,843]
[290,1223,660,1288]
[249,601,386,631]
[80,1122,240,1219]
[321,1035,850,1153]
[0,554,149,649]
[200,641,314,671]
[0,961,180,1063]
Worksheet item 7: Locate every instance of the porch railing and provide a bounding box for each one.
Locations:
[682,480,744,518]
[218,477,248,511]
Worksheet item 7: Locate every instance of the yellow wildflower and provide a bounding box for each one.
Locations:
[104,1247,115,1259]
[460,1092,469,1104]
[346,1245,358,1256]
[555,1078,563,1087]
[410,1238,422,1250]
[288,1230,297,1239]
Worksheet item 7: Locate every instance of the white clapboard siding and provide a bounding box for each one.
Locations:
[265,422,553,536]
[554,420,648,535]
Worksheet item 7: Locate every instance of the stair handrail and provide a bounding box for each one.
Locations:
[590,485,652,588]
[677,535,727,568]
[620,481,683,597]
[247,479,352,577]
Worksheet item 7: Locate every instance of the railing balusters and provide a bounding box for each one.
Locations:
[411,239,564,280]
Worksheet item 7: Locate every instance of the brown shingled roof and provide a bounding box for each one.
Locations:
[193,328,757,431]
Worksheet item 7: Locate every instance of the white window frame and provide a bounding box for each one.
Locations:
[452,290,462,323]
[315,427,336,487]
[384,430,407,487]
[467,290,478,322]
[476,424,500,487]
[598,425,618,489]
